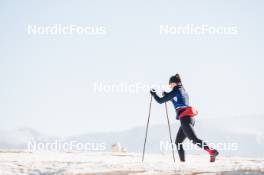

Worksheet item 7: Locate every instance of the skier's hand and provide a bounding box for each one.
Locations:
[162,91,167,97]
[150,89,156,96]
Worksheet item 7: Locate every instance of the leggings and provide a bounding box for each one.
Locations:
[175,116,210,161]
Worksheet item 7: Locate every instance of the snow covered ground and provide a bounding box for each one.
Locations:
[0,150,264,175]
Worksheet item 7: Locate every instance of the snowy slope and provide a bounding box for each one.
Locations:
[0,150,263,175]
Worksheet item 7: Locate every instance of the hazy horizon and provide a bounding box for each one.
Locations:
[1,0,264,136]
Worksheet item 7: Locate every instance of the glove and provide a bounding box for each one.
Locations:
[162,91,167,97]
[150,89,156,96]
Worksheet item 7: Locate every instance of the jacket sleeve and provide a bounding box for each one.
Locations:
[152,90,177,104]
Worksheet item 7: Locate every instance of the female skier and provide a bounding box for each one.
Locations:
[150,74,219,162]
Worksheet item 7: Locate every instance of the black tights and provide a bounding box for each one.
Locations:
[175,116,210,161]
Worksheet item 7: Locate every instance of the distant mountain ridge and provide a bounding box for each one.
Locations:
[0,116,263,157]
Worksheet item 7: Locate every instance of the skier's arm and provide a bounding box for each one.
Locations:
[150,90,176,104]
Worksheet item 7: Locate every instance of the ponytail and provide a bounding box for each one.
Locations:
[169,73,183,86]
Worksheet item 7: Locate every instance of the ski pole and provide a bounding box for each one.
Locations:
[142,95,153,163]
[165,102,176,162]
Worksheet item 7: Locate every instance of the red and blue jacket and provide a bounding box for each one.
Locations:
[151,85,198,119]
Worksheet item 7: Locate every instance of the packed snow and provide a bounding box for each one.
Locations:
[0,150,263,175]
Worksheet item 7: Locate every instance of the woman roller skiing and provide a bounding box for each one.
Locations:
[150,74,219,162]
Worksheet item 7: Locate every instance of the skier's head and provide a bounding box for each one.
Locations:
[169,73,182,88]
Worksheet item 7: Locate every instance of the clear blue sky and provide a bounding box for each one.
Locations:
[0,0,263,136]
